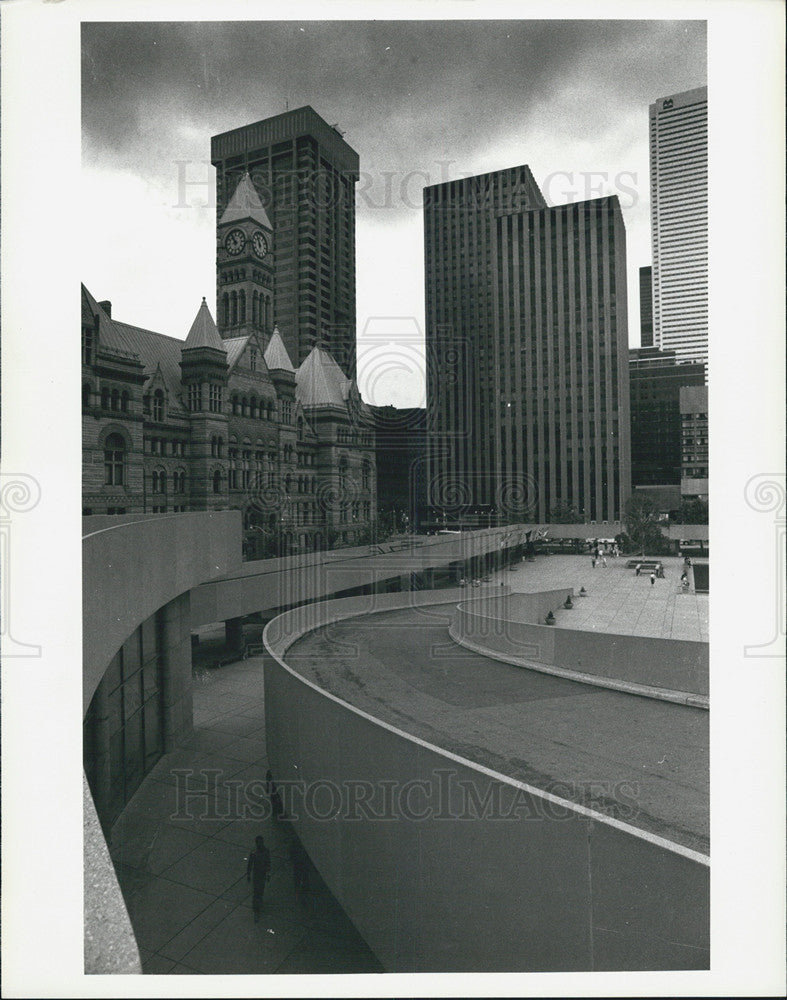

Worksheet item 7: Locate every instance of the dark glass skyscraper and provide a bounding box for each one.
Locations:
[211,106,359,375]
[424,167,631,524]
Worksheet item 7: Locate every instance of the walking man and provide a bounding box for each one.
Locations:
[247,835,271,922]
[650,571,656,587]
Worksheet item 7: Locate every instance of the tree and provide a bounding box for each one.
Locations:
[676,498,709,524]
[624,494,666,555]
[548,501,582,524]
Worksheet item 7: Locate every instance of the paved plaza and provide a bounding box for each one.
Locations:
[107,552,709,974]
[504,554,708,641]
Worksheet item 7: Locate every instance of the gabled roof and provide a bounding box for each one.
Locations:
[184,298,225,352]
[223,335,250,371]
[263,327,295,372]
[296,345,352,408]
[219,172,273,229]
[111,321,189,414]
[81,284,142,360]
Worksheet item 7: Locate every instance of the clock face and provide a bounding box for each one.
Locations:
[224,229,245,256]
[252,231,269,260]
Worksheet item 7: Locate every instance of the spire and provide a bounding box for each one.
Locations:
[184,298,225,352]
[219,172,273,229]
[295,344,351,407]
[263,326,294,372]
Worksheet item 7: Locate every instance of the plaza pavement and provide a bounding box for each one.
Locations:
[108,552,708,975]
[504,554,708,641]
[108,657,382,975]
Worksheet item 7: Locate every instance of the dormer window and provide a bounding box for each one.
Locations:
[152,390,164,421]
[249,348,257,372]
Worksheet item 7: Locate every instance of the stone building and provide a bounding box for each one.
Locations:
[81,283,376,557]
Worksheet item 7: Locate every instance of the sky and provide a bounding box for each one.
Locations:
[81,18,707,407]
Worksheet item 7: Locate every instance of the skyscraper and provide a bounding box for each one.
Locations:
[629,347,705,486]
[649,86,708,367]
[639,265,653,347]
[424,167,631,525]
[211,106,359,374]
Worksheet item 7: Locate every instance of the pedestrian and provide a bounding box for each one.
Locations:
[247,835,271,923]
[650,571,656,587]
[591,556,596,568]
[635,563,641,576]
[601,554,607,567]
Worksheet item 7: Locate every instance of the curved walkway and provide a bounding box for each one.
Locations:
[285,602,709,855]
[107,658,382,975]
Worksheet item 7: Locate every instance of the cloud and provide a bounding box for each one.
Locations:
[81,19,706,400]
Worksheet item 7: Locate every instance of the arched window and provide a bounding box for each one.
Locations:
[217,437,224,458]
[213,469,222,494]
[250,397,257,420]
[101,387,110,409]
[231,291,238,326]
[239,289,246,324]
[121,391,130,413]
[241,396,248,417]
[339,456,348,491]
[152,390,164,421]
[82,384,91,408]
[252,292,259,327]
[111,389,119,411]
[297,417,304,441]
[104,434,125,486]
[222,293,230,327]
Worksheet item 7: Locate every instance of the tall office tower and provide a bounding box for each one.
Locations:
[425,167,631,525]
[211,106,359,375]
[639,265,653,347]
[629,347,705,486]
[649,86,708,367]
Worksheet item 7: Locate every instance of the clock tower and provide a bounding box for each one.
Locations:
[216,172,274,342]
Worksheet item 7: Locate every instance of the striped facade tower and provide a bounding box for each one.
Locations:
[424,167,631,525]
[649,86,708,368]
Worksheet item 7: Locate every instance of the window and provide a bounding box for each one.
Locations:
[152,390,164,421]
[104,434,125,486]
[121,391,130,413]
[82,326,94,365]
[209,384,222,413]
[189,383,202,412]
[111,389,120,411]
[213,470,222,494]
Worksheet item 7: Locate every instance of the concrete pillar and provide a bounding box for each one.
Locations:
[225,616,244,653]
[161,593,194,751]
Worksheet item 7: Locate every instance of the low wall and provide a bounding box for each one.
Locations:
[191,524,529,625]
[263,594,710,972]
[450,597,708,705]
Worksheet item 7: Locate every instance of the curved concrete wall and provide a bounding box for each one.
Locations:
[83,511,241,711]
[191,524,528,625]
[451,600,708,703]
[263,595,710,973]
[83,512,242,974]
